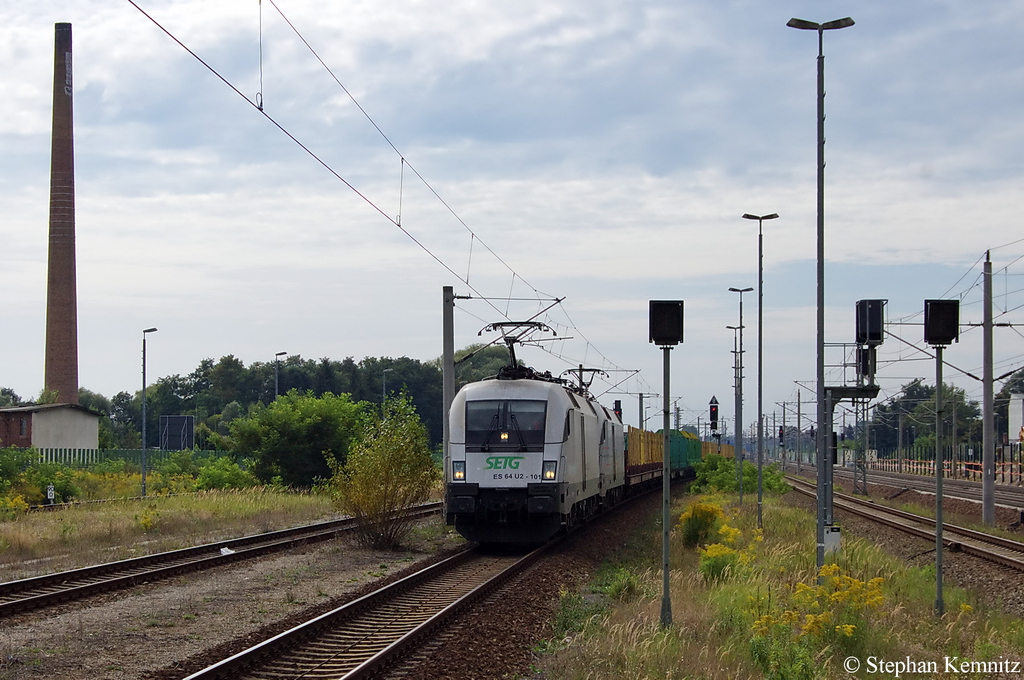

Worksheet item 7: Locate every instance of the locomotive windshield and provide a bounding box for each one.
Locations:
[465,399,547,451]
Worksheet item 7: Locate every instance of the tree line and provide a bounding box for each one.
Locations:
[846,370,1024,453]
[1,343,513,452]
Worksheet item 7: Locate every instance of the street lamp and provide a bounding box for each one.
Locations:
[729,286,753,504]
[141,327,158,497]
[727,325,741,498]
[274,351,287,397]
[382,368,393,402]
[787,15,854,571]
[743,212,778,529]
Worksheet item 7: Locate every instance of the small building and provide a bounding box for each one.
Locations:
[1010,393,1024,444]
[0,403,100,450]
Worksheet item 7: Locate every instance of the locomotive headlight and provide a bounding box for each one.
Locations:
[500,432,509,440]
[452,461,466,480]
[542,461,557,480]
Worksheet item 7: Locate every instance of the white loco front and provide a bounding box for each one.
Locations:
[445,376,624,544]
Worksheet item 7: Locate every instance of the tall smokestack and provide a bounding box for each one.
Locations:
[44,22,79,405]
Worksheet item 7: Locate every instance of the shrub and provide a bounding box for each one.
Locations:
[677,499,724,548]
[155,450,201,477]
[698,543,741,582]
[690,453,789,494]
[231,390,366,487]
[328,393,439,549]
[22,461,80,503]
[0,493,29,520]
[196,457,258,490]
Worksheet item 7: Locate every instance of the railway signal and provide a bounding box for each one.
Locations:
[925,298,959,618]
[650,299,684,629]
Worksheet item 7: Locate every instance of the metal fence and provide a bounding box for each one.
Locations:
[34,448,224,468]
[869,442,1024,485]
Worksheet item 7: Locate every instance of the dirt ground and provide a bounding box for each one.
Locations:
[0,523,465,680]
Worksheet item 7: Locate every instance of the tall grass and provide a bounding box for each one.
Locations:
[0,488,336,581]
[538,494,1024,679]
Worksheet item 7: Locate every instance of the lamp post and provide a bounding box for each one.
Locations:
[787,15,854,570]
[382,368,393,402]
[729,286,753,504]
[743,212,778,528]
[727,325,742,498]
[141,327,158,497]
[274,351,287,397]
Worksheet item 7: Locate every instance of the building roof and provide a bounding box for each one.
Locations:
[0,403,103,417]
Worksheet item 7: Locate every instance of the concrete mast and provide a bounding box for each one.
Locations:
[44,22,79,405]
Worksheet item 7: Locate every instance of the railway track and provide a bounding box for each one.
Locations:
[786,476,1024,571]
[182,544,546,679]
[782,462,1024,510]
[0,502,441,617]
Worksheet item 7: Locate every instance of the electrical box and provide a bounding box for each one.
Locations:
[824,525,842,554]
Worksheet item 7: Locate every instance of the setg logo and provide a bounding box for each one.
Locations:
[484,456,524,470]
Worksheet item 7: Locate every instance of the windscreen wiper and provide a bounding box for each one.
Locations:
[479,413,500,451]
[509,413,528,452]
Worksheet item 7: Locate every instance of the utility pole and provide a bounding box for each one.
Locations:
[899,412,904,474]
[442,286,456,469]
[983,251,995,525]
[797,394,802,473]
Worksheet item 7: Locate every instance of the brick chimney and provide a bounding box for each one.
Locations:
[44,22,79,405]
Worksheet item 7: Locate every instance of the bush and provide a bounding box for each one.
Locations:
[155,450,201,477]
[677,500,724,548]
[329,393,439,548]
[0,493,29,520]
[230,390,366,487]
[196,457,258,490]
[698,543,741,582]
[0,446,34,493]
[690,454,789,494]
[22,461,80,503]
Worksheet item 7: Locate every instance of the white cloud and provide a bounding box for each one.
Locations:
[2,0,1024,429]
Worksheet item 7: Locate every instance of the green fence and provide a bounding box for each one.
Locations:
[35,448,224,468]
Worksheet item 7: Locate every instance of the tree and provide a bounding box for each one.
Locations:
[872,381,981,455]
[428,343,514,387]
[0,388,24,408]
[328,393,440,549]
[229,390,366,487]
[109,391,140,449]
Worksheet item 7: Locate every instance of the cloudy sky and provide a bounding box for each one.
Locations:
[3,0,1024,436]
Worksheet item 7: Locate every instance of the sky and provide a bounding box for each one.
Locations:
[3,0,1024,436]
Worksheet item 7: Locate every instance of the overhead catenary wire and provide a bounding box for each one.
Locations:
[263,0,543,296]
[127,0,643,396]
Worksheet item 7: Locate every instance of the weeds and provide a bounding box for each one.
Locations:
[0,488,336,580]
[535,493,1024,679]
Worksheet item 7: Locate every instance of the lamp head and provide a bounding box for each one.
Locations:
[743,213,779,221]
[787,17,854,31]
[822,17,854,30]
[787,18,819,30]
[275,351,287,357]
[729,287,754,293]
[143,327,158,334]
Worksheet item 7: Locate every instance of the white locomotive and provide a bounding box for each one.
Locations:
[445,323,625,543]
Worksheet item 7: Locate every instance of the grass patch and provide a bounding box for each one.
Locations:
[0,488,337,580]
[536,492,1024,679]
